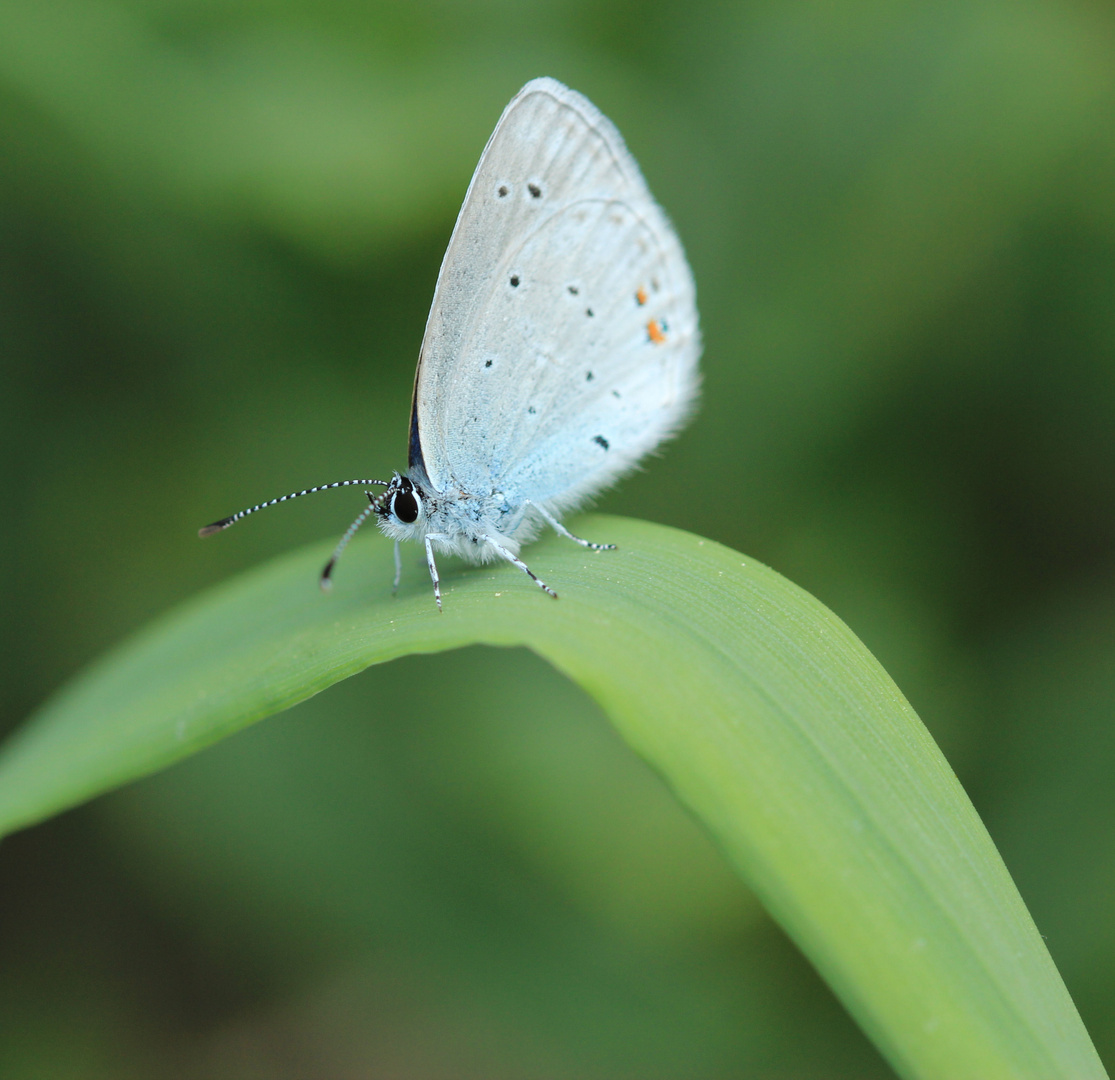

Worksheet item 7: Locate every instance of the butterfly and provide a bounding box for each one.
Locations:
[201,77,700,608]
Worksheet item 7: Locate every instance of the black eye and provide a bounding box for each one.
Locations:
[393,490,419,523]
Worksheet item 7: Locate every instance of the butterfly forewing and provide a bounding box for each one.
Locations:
[412,77,699,511]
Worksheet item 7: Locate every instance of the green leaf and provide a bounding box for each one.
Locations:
[0,516,1103,1079]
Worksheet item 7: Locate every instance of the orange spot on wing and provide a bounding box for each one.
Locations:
[647,319,666,344]
[635,286,648,306]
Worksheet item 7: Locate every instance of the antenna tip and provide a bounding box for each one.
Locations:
[320,560,336,590]
[198,518,233,538]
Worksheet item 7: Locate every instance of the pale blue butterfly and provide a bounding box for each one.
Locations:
[201,78,701,608]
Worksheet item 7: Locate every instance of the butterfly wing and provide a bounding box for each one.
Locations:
[410,77,700,514]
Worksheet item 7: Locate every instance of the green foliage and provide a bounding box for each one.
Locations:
[4,0,1115,1074]
[0,518,1102,1078]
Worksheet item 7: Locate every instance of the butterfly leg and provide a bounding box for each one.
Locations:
[424,533,451,611]
[524,501,616,551]
[483,535,558,599]
[392,540,403,593]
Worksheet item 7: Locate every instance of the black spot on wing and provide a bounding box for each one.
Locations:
[585,371,594,382]
[528,183,542,198]
[510,275,520,287]
[593,435,609,450]
[498,184,509,197]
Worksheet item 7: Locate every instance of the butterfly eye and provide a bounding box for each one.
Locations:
[392,489,420,524]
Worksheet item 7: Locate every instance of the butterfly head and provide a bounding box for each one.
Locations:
[375,473,428,541]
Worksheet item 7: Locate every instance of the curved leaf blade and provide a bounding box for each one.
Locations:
[0,516,1102,1079]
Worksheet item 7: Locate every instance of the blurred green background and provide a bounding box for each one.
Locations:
[2,0,1114,1075]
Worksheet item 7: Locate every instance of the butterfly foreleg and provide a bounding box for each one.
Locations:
[423,533,452,611]
[523,501,616,552]
[393,540,403,593]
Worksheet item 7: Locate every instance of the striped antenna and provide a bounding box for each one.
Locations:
[198,479,390,537]
[320,492,384,590]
